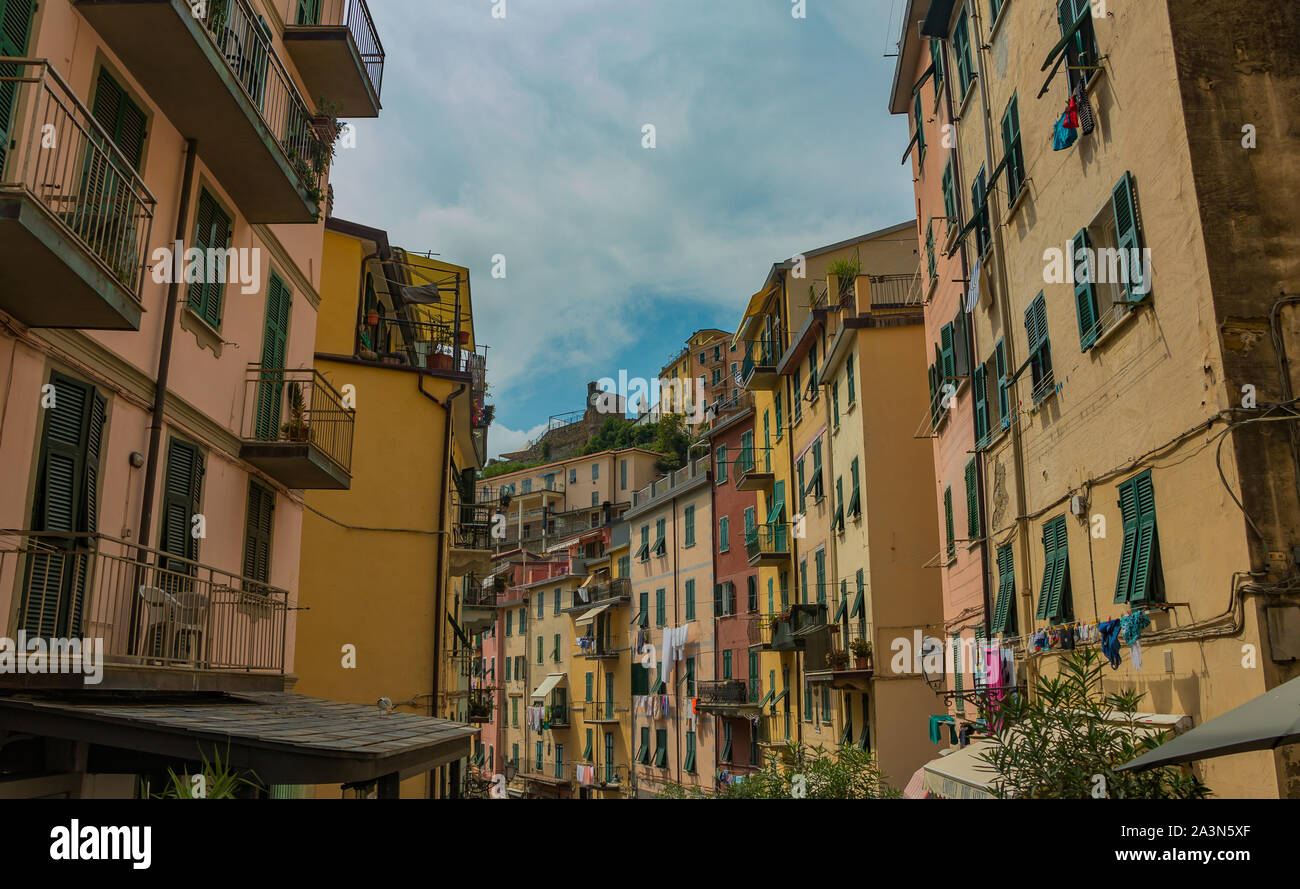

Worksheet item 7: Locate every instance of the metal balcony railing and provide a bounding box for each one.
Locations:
[0,59,156,299]
[462,577,499,609]
[870,269,925,308]
[298,0,385,99]
[242,366,355,473]
[745,523,788,561]
[196,0,323,197]
[698,678,763,707]
[582,699,623,722]
[733,444,772,479]
[569,577,631,610]
[451,488,494,552]
[739,338,778,381]
[0,531,289,672]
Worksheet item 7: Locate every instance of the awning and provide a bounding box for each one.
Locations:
[921,740,1001,799]
[0,691,477,787]
[575,602,612,626]
[1117,678,1300,772]
[530,673,566,700]
[734,286,778,344]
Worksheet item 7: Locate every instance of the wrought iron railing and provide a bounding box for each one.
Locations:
[733,444,772,479]
[0,531,290,672]
[0,59,156,299]
[242,366,355,473]
[698,678,763,707]
[870,269,924,308]
[569,576,631,610]
[739,338,779,381]
[582,699,623,722]
[451,488,494,552]
[298,0,385,99]
[196,0,323,199]
[745,523,788,561]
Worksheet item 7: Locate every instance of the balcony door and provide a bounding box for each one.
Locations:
[22,373,106,638]
[295,0,323,25]
[254,272,293,441]
[0,0,36,175]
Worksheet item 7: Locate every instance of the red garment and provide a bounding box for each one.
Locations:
[1063,97,1080,129]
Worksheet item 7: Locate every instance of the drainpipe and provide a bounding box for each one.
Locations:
[421,375,464,797]
[970,4,1031,664]
[136,139,197,556]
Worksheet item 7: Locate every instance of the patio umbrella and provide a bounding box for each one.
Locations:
[1116,675,1300,772]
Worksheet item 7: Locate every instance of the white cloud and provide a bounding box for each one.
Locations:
[487,421,550,462]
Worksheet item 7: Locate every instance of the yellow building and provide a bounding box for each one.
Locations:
[294,217,490,798]
[897,0,1300,797]
[733,226,920,768]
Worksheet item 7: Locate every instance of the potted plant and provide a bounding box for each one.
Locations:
[458,330,471,344]
[827,649,850,671]
[827,254,862,304]
[850,637,873,670]
[281,381,309,442]
[365,310,379,326]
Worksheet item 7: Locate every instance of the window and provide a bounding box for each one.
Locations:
[821,685,831,722]
[797,458,806,515]
[584,728,593,762]
[555,744,564,779]
[685,579,696,620]
[833,476,844,534]
[941,162,958,237]
[655,588,666,626]
[848,458,861,518]
[832,378,840,427]
[536,591,544,618]
[685,656,695,697]
[242,482,274,585]
[964,458,980,540]
[722,723,733,763]
[913,89,926,161]
[811,440,824,501]
[953,9,974,98]
[1077,173,1149,350]
[638,591,649,628]
[716,445,728,482]
[504,658,511,682]
[537,635,543,664]
[744,575,757,612]
[971,167,991,256]
[512,698,519,727]
[792,370,803,423]
[714,345,721,361]
[570,468,577,483]
[814,549,826,605]
[605,733,615,782]
[800,559,809,604]
[699,351,706,364]
[553,632,561,660]
[1036,516,1072,623]
[90,67,148,171]
[718,516,729,553]
[554,589,560,614]
[1115,471,1163,605]
[992,544,1017,635]
[804,677,813,722]
[1025,292,1054,403]
[1002,94,1025,202]
[636,727,650,764]
[1058,0,1099,93]
[654,728,668,768]
[943,486,955,560]
[748,651,759,700]
[188,190,232,329]
[637,525,649,561]
[952,635,965,714]
[519,607,526,634]
[684,730,696,773]
[775,391,784,431]
[522,478,531,494]
[505,610,512,636]
[723,649,733,679]
[536,741,543,771]
[684,505,695,547]
[618,555,629,576]
[653,518,666,556]
[160,438,204,578]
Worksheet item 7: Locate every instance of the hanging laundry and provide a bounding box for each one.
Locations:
[1074,80,1095,135]
[1099,619,1123,669]
[1063,94,1080,129]
[1052,112,1078,151]
[1121,610,1151,671]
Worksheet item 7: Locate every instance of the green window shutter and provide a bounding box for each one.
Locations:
[654,729,667,768]
[722,649,732,679]
[716,445,727,482]
[993,545,1016,634]
[1025,292,1052,400]
[585,672,593,701]
[296,0,322,25]
[953,307,969,377]
[1128,472,1160,604]
[943,487,955,559]
[846,358,855,403]
[973,364,988,443]
[505,610,512,636]
[1114,478,1139,603]
[160,438,204,570]
[685,579,695,620]
[913,91,925,156]
[1037,517,1070,622]
[940,323,955,380]
[942,163,957,229]
[254,272,292,440]
[583,729,593,761]
[1073,228,1100,350]
[930,37,944,93]
[964,458,980,539]
[684,505,695,546]
[1001,94,1022,199]
[954,11,973,96]
[796,459,806,514]
[553,633,560,660]
[1112,172,1147,302]
[0,0,37,173]
[952,636,964,714]
[537,635,543,664]
[188,190,231,329]
[91,67,148,171]
[718,515,729,552]
[242,481,274,584]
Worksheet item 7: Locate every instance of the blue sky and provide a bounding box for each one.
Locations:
[330,0,918,459]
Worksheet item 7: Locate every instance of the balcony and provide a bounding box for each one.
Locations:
[466,688,494,724]
[582,699,623,724]
[240,367,354,489]
[756,614,798,652]
[449,489,494,576]
[574,633,619,659]
[0,60,156,330]
[283,0,384,118]
[0,531,290,691]
[459,575,498,635]
[565,576,631,612]
[697,678,763,712]
[745,523,789,567]
[733,445,774,492]
[76,0,324,222]
[739,339,779,391]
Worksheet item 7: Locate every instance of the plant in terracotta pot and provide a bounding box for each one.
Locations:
[827,649,850,671]
[826,254,862,304]
[850,637,873,670]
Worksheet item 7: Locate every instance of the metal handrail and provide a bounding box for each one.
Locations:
[242,366,355,473]
[0,59,157,299]
[0,530,289,672]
